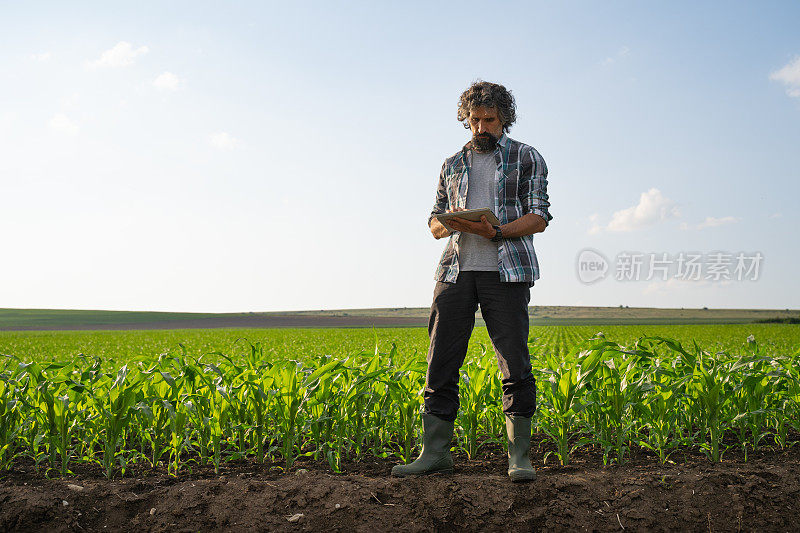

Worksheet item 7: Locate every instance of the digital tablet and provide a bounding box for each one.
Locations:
[434,208,500,231]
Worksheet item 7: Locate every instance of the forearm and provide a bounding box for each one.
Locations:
[499,213,547,238]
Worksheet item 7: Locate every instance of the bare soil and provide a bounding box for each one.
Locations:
[2,436,799,532]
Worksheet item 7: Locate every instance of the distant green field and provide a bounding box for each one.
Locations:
[1,324,798,363]
[2,306,798,330]
[0,308,233,328]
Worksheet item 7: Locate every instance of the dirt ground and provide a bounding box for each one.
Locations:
[2,435,799,533]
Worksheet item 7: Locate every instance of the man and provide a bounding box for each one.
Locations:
[392,80,552,482]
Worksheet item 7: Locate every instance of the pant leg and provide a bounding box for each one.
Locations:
[423,272,479,422]
[475,271,537,418]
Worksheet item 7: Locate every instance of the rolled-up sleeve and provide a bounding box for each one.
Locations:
[427,161,449,227]
[520,147,552,227]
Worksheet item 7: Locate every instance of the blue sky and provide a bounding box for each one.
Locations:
[1,1,799,312]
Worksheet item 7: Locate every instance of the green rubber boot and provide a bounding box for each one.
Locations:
[506,414,536,482]
[391,413,454,477]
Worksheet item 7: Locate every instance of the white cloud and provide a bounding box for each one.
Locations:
[48,113,79,136]
[601,46,630,66]
[599,188,679,232]
[696,216,737,229]
[153,71,182,91]
[770,56,800,98]
[30,52,51,62]
[86,41,149,69]
[770,212,782,219]
[209,132,241,150]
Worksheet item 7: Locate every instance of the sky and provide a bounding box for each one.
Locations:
[1,1,799,313]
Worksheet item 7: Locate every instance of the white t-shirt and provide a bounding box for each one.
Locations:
[458,150,499,271]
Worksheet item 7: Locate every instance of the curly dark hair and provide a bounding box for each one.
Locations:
[457,80,517,133]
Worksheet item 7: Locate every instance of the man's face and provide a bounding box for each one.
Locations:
[469,106,504,152]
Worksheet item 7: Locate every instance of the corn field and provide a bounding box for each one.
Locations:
[1,326,799,478]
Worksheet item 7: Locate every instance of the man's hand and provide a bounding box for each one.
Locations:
[429,216,451,239]
[447,209,497,239]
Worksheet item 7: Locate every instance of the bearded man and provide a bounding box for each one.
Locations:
[392,80,552,482]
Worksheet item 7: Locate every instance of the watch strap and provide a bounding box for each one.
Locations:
[491,225,503,242]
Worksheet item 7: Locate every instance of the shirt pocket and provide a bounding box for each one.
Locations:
[503,161,520,179]
[445,169,465,206]
[444,168,463,183]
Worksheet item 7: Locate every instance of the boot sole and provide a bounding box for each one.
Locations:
[509,471,537,482]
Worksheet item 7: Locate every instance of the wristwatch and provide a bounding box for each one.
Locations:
[491,225,503,242]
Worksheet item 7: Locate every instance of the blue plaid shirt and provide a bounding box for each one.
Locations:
[428,132,552,286]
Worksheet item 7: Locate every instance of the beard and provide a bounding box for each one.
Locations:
[472,131,498,152]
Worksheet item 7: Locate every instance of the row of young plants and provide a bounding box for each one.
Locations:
[0,334,798,478]
[534,334,800,465]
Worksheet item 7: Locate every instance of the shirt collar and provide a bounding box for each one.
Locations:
[497,131,510,149]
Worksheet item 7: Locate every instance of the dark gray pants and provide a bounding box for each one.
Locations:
[423,271,537,422]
